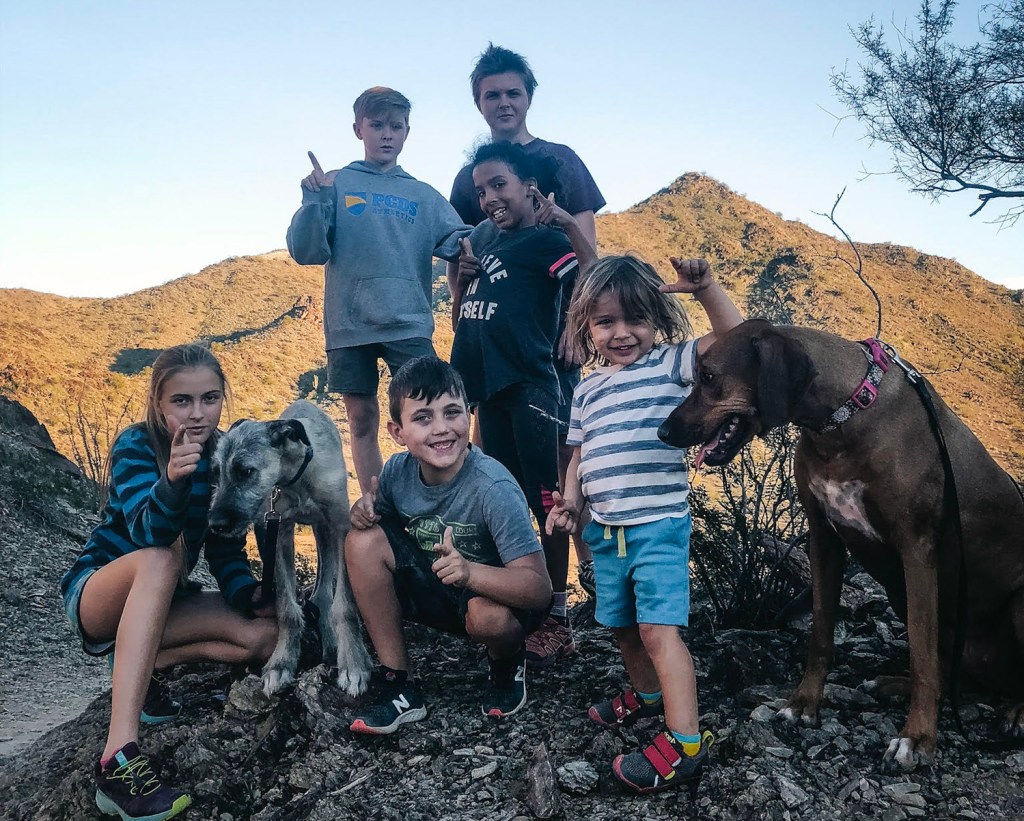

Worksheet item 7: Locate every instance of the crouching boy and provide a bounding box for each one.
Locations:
[345,356,552,733]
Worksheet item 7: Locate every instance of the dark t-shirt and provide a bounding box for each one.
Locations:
[450,225,578,404]
[449,138,606,227]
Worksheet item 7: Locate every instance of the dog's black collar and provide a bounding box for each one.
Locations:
[281,444,314,488]
[816,338,891,433]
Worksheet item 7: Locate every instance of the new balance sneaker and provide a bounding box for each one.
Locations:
[107,654,181,725]
[349,668,427,735]
[612,729,714,797]
[481,648,527,718]
[94,742,192,821]
[588,687,664,728]
[524,616,576,667]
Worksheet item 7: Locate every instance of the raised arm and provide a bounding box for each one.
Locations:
[660,257,743,354]
[532,187,597,271]
[286,151,337,266]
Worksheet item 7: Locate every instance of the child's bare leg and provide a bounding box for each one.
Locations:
[343,393,383,494]
[345,525,408,669]
[639,623,698,734]
[155,592,277,667]
[612,625,660,693]
[465,598,525,659]
[78,549,179,760]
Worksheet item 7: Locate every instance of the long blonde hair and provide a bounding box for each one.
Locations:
[102,344,230,582]
[567,254,693,366]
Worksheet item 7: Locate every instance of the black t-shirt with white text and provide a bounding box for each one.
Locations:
[450,225,578,404]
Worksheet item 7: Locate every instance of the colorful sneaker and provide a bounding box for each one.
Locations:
[524,616,576,667]
[94,742,192,820]
[577,559,597,601]
[612,730,714,797]
[588,687,664,728]
[481,648,527,718]
[349,669,427,735]
[107,654,181,726]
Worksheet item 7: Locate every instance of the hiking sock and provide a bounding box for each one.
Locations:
[379,665,409,684]
[670,730,703,756]
[637,689,663,705]
[550,592,568,621]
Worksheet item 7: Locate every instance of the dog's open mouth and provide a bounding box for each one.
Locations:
[694,414,746,469]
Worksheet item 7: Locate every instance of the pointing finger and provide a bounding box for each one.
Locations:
[460,237,474,258]
[171,424,186,446]
[182,429,191,446]
[369,475,379,500]
[308,151,324,174]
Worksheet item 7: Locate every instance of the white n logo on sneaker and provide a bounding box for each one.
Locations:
[391,694,411,713]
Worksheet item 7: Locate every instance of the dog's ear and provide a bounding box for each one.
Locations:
[753,329,816,430]
[268,419,311,448]
[228,418,252,431]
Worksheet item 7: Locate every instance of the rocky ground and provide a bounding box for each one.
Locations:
[1,405,1022,819]
[1,567,1023,820]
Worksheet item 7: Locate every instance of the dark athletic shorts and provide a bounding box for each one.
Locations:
[476,382,560,527]
[327,338,435,395]
[380,518,547,637]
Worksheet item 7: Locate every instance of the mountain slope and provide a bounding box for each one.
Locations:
[1,174,1021,475]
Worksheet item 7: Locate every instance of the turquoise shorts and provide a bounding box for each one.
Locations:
[584,515,691,628]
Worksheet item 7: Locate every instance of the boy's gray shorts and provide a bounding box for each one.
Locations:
[327,338,435,395]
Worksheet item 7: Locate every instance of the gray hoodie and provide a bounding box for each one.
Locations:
[287,161,470,349]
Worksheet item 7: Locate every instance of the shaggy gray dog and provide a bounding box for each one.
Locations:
[209,400,370,697]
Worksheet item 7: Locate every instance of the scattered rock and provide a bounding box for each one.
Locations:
[523,743,560,819]
[776,775,809,808]
[556,760,599,795]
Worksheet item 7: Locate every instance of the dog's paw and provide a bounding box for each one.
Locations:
[1001,703,1024,738]
[777,694,821,727]
[860,675,911,698]
[881,735,934,773]
[262,666,295,697]
[336,664,371,698]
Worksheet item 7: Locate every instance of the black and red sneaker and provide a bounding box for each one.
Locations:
[612,730,714,797]
[350,668,427,735]
[588,687,664,728]
[481,648,527,718]
[94,742,192,820]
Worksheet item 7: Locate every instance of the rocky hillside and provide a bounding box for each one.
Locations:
[1,174,1022,479]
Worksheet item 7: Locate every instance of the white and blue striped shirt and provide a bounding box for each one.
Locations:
[566,341,698,525]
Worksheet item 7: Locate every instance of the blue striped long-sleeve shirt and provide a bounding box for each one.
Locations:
[60,424,257,612]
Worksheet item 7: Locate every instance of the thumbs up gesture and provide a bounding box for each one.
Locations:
[456,236,480,290]
[349,475,381,530]
[431,526,472,588]
[301,151,339,192]
[167,425,202,484]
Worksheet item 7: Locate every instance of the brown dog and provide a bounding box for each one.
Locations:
[658,319,1024,771]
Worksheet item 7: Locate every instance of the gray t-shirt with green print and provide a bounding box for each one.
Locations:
[375,446,541,566]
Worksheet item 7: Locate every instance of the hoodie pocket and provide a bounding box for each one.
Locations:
[352,277,429,328]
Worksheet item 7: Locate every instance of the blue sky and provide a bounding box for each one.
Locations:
[2,0,1020,297]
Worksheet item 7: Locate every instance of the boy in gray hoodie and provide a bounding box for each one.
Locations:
[287,87,470,493]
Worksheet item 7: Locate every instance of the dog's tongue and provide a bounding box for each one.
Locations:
[693,442,714,470]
